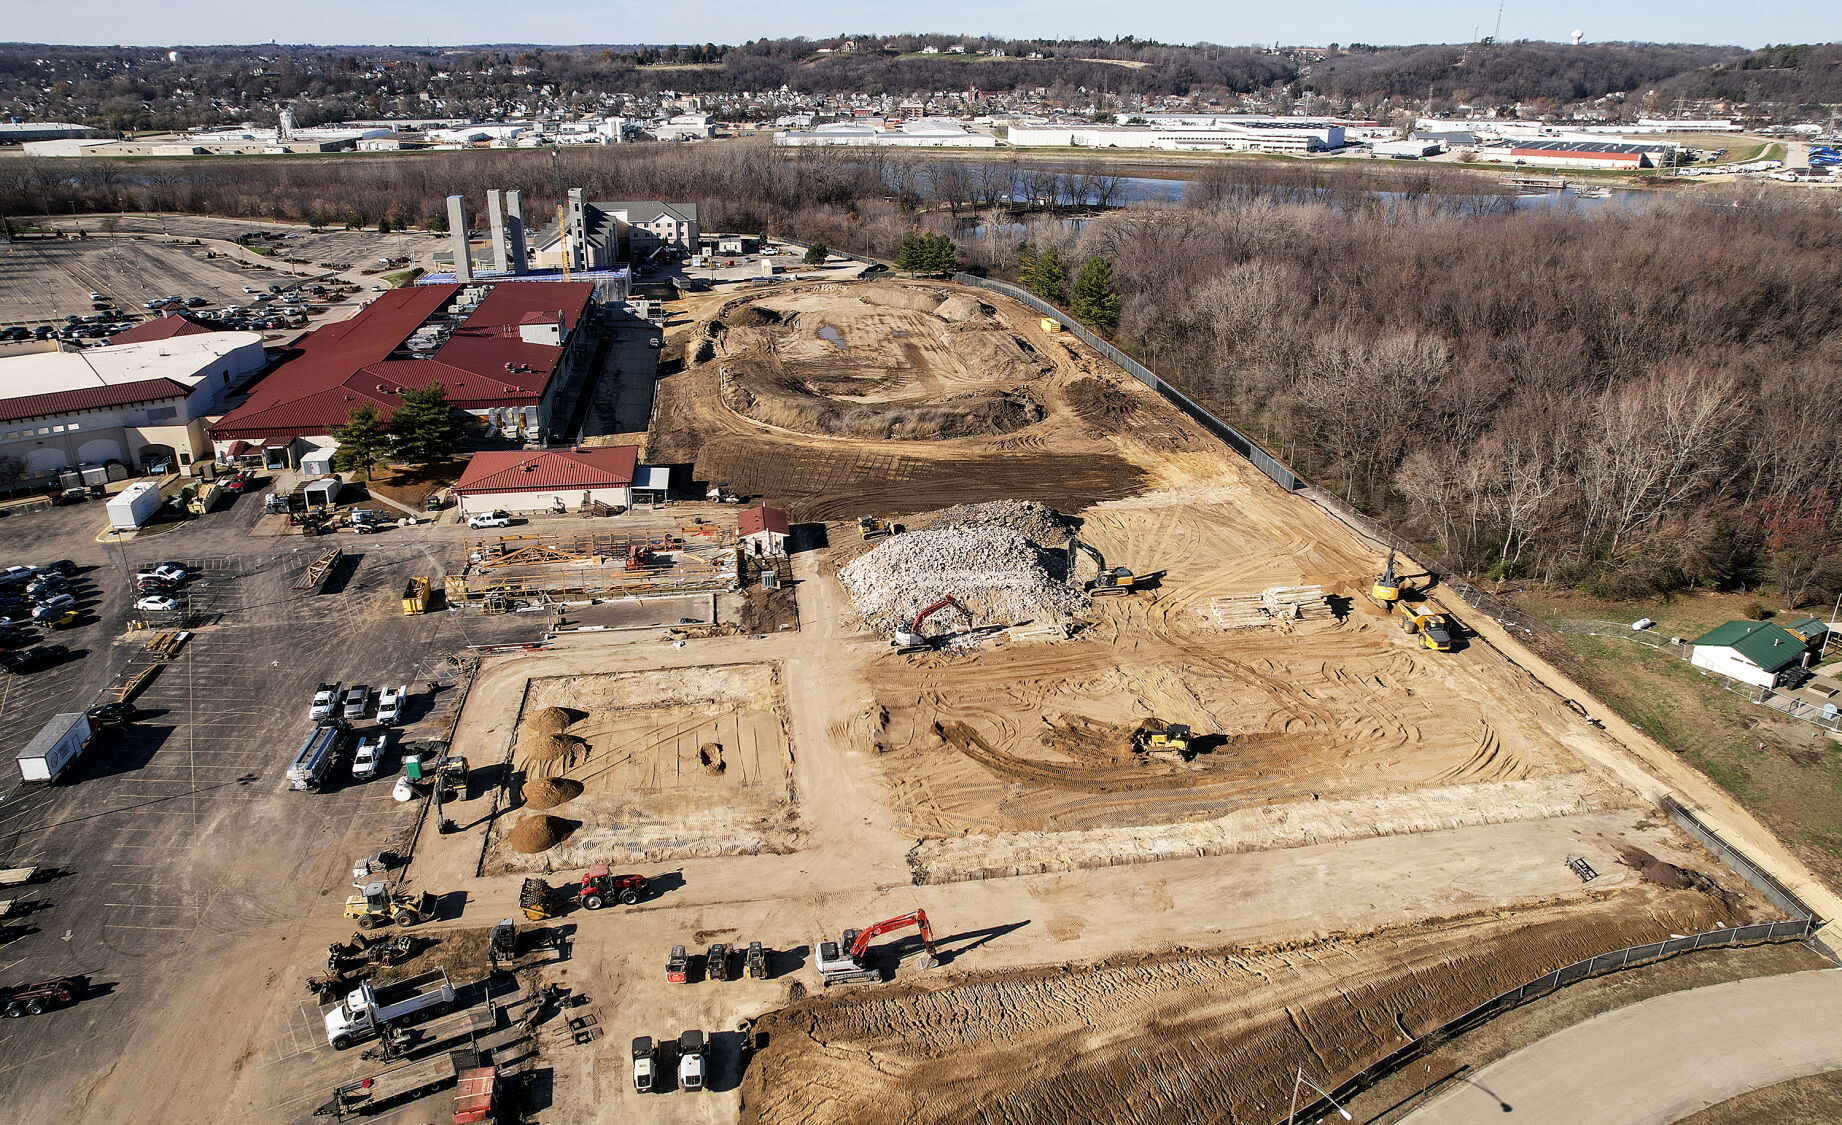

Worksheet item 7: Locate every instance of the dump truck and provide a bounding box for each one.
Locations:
[323,1048,481,1120]
[402,576,431,616]
[323,967,456,1048]
[16,711,96,783]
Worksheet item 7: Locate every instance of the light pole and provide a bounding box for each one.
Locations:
[1289,1065,1353,1125]
[1823,590,1841,660]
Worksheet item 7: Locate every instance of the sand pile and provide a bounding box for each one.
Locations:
[934,293,991,323]
[523,776,584,810]
[525,706,577,735]
[508,815,574,854]
[517,732,579,763]
[699,743,726,776]
[839,525,1088,637]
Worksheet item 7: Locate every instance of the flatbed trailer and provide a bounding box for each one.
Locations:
[319,1049,469,1120]
[0,867,41,888]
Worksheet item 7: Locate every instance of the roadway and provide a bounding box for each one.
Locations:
[1400,969,1842,1125]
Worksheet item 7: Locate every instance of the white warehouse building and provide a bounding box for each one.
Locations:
[775,118,998,148]
[0,333,266,482]
[1008,120,1344,153]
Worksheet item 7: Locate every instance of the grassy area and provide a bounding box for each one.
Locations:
[1524,586,1842,894]
[362,459,463,512]
[382,267,424,288]
[1763,142,1788,162]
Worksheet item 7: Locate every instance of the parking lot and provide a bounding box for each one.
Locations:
[0,237,298,329]
[0,489,536,1123]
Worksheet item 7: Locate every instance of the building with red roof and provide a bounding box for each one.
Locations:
[738,504,791,556]
[209,280,597,462]
[109,314,219,345]
[452,446,640,515]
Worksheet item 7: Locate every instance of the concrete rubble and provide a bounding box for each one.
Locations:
[839,524,1089,637]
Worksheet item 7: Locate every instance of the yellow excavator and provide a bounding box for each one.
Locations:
[1067,537,1137,597]
[1371,549,1404,606]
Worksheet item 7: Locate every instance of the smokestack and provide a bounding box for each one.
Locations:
[506,190,528,275]
[567,187,586,271]
[446,194,471,283]
[486,189,508,273]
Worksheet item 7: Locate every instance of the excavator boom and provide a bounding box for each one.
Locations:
[846,909,938,960]
[911,596,971,633]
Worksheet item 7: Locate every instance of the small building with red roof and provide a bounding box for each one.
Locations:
[738,505,791,556]
[208,280,597,464]
[109,313,219,346]
[452,446,640,516]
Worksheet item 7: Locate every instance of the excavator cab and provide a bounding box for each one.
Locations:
[1371,549,1402,605]
[1068,538,1136,596]
[817,909,940,986]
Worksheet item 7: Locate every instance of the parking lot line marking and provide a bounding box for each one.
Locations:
[100,922,192,930]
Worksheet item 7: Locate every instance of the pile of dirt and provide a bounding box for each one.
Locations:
[699,743,727,775]
[1064,377,1143,426]
[839,524,1088,637]
[524,706,578,735]
[908,499,1077,550]
[1616,844,1693,889]
[522,776,584,810]
[857,284,945,312]
[508,815,575,854]
[517,732,580,763]
[723,358,1043,440]
[934,293,991,323]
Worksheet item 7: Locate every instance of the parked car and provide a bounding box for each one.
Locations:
[467,510,514,530]
[26,576,71,600]
[140,563,187,584]
[351,734,389,781]
[31,595,77,620]
[43,609,80,629]
[35,560,75,578]
[341,685,371,720]
[0,644,70,674]
[88,702,137,726]
[134,595,179,613]
[0,566,39,591]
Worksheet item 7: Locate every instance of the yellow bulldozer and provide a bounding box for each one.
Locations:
[1131,718,1195,762]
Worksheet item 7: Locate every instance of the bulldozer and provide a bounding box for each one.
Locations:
[1066,537,1136,597]
[857,517,898,541]
[343,881,427,929]
[1131,718,1195,762]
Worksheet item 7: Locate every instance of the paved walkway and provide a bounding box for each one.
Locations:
[1401,968,1842,1125]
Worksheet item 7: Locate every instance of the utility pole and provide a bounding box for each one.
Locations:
[551,148,570,279]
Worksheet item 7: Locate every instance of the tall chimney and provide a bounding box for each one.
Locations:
[567,187,586,271]
[506,190,528,275]
[486,189,509,273]
[446,194,472,283]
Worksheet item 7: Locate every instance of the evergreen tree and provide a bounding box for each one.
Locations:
[388,383,466,467]
[1025,246,1068,304]
[330,404,390,480]
[895,231,925,274]
[802,241,830,266]
[923,233,958,274]
[1070,255,1122,335]
[1015,241,1039,278]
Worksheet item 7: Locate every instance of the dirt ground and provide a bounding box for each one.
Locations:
[739,886,1759,1125]
[1673,1071,1842,1125]
[483,663,798,872]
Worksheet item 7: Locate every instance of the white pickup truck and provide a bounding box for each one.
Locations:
[323,967,455,1049]
[309,681,342,721]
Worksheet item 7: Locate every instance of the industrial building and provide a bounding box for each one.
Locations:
[0,121,100,144]
[209,280,597,464]
[739,505,791,556]
[0,333,266,482]
[1484,139,1671,169]
[650,113,716,141]
[773,119,998,148]
[1007,119,1344,153]
[532,195,699,270]
[452,445,641,516]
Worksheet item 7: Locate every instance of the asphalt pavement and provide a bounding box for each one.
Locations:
[1399,968,1842,1125]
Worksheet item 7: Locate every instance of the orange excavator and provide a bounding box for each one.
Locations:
[892,596,972,653]
[816,909,940,986]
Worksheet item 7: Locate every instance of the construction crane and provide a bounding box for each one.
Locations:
[1066,537,1136,597]
[893,595,972,652]
[816,909,940,986]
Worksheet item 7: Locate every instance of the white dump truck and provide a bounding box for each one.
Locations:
[323,967,455,1049]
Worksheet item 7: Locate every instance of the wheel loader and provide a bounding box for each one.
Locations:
[343,881,427,929]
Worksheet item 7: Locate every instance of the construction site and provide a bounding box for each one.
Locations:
[404,275,1833,1125]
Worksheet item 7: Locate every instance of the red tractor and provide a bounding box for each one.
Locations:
[816,910,941,986]
[578,864,648,910]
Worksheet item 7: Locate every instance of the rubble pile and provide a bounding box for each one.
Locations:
[839,525,1089,637]
[908,500,1076,551]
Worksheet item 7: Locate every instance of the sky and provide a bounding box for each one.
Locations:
[4,0,1837,50]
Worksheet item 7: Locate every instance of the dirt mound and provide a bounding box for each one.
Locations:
[839,524,1088,637]
[507,815,576,854]
[1065,377,1143,426]
[934,293,991,323]
[524,706,578,735]
[522,776,584,810]
[909,499,1076,550]
[699,743,727,775]
[857,285,945,312]
[1615,844,1693,889]
[726,304,784,327]
[723,359,1044,440]
[518,732,579,762]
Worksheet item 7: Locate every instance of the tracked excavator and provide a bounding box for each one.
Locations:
[816,909,941,986]
[1370,550,1455,650]
[1066,537,1137,597]
[893,595,973,653]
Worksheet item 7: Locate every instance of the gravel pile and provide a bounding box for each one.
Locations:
[910,500,1076,550]
[839,525,1088,637]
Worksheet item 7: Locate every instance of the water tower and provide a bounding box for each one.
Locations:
[1571,29,1584,45]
